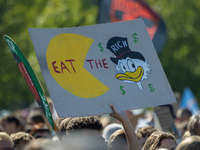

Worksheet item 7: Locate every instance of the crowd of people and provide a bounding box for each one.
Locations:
[0,99,200,150]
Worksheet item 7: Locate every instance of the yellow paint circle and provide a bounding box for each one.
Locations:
[46,33,109,98]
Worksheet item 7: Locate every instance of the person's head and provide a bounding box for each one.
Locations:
[102,123,123,142]
[0,115,23,135]
[175,135,200,150]
[0,132,14,150]
[135,125,158,148]
[29,123,51,139]
[176,108,192,123]
[57,118,72,140]
[64,116,106,150]
[108,129,127,150]
[26,111,45,126]
[142,132,176,150]
[187,114,200,135]
[25,138,64,150]
[10,132,34,150]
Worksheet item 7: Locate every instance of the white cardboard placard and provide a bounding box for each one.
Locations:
[29,19,176,117]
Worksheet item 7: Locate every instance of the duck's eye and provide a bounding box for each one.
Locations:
[127,59,136,72]
[119,62,126,73]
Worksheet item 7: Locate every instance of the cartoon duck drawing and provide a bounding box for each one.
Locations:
[106,36,151,89]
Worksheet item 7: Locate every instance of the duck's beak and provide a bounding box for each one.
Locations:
[115,66,144,82]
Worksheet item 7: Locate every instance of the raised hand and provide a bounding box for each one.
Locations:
[109,104,128,123]
[109,104,141,150]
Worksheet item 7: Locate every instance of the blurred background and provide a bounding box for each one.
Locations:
[0,0,200,111]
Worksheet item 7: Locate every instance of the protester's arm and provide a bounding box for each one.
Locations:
[109,104,141,150]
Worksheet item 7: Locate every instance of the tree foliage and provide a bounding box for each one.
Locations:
[146,0,200,100]
[0,0,98,110]
[0,0,200,110]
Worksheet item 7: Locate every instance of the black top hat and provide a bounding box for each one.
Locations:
[106,36,145,64]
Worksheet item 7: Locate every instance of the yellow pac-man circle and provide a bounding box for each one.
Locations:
[46,33,109,98]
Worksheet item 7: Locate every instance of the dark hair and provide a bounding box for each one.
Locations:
[10,132,34,146]
[27,111,45,125]
[136,125,158,139]
[66,116,103,134]
[177,108,192,120]
[142,132,176,150]
[1,115,22,128]
[28,123,50,137]
[56,118,65,127]
[181,109,192,118]
[57,118,72,138]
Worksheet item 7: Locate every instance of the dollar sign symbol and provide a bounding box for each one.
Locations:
[148,83,155,92]
[119,85,126,95]
[132,32,139,43]
[98,42,104,52]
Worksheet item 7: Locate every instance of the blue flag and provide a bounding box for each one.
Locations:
[180,87,199,115]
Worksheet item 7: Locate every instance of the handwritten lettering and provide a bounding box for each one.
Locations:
[86,59,108,69]
[111,40,128,52]
[95,59,102,69]
[111,45,118,52]
[52,60,76,74]
[102,59,108,68]
[86,59,94,69]
[52,61,60,73]
[66,60,76,73]
[61,61,70,73]
[117,41,123,48]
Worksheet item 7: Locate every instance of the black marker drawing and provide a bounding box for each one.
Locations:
[107,36,151,89]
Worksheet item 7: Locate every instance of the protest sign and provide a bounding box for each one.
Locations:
[29,19,176,117]
[4,36,56,131]
[154,106,181,140]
